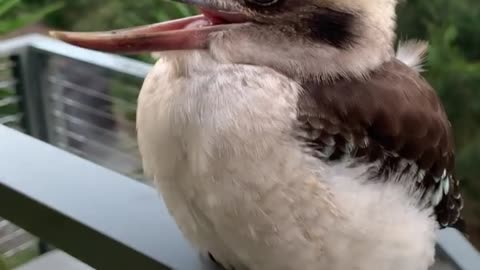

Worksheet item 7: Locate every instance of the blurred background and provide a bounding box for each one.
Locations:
[0,0,479,269]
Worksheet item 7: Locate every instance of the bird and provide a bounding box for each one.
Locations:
[50,0,465,269]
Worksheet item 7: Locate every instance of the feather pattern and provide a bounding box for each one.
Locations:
[297,59,464,230]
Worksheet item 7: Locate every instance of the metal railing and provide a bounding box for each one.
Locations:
[0,34,151,269]
[0,34,479,270]
[0,125,216,270]
[1,35,146,182]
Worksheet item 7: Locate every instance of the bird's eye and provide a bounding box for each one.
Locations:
[245,0,280,7]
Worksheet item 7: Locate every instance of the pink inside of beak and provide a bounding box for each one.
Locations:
[198,8,250,25]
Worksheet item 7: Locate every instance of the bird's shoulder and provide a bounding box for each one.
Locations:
[296,58,464,230]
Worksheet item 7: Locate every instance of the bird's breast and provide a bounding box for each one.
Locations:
[136,50,308,221]
[137,51,301,177]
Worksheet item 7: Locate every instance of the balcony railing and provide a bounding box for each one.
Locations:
[0,34,479,270]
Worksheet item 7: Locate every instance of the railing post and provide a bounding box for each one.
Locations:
[11,49,53,256]
[11,48,49,141]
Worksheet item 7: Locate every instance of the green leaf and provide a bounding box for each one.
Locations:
[0,1,63,34]
[0,0,21,17]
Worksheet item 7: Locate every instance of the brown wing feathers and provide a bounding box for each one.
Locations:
[297,59,464,230]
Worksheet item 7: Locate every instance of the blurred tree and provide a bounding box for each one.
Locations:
[0,0,62,35]
[0,258,6,270]
[29,0,196,31]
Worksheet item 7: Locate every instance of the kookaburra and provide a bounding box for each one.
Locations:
[51,0,465,269]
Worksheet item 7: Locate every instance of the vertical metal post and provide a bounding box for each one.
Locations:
[11,48,50,141]
[10,55,28,133]
[10,48,52,255]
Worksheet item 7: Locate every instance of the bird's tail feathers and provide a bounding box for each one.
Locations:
[396,40,429,73]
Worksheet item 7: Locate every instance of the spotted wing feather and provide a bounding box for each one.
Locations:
[297,59,464,230]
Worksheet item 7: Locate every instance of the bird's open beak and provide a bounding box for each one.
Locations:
[49,0,248,53]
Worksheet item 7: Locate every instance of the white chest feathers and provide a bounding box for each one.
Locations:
[136,51,438,270]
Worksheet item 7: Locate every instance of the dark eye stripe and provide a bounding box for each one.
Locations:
[306,8,357,49]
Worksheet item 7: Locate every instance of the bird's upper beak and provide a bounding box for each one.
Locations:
[49,0,249,53]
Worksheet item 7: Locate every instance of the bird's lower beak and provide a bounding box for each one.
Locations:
[49,0,248,53]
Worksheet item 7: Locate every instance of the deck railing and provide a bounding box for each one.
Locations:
[0,34,478,270]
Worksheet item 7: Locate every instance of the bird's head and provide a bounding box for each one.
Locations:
[51,0,399,80]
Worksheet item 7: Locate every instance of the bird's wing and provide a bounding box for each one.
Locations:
[297,59,464,230]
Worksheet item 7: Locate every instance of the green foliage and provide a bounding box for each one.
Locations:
[0,0,63,35]
[36,0,195,31]
[0,257,6,270]
[0,243,39,270]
